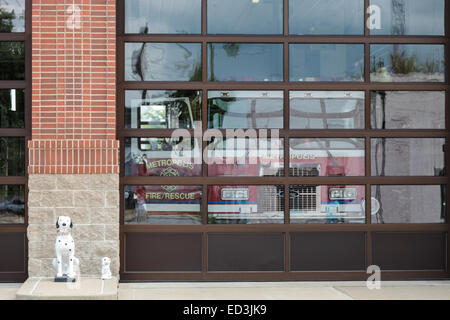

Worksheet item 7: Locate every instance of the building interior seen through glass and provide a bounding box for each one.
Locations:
[120,0,447,226]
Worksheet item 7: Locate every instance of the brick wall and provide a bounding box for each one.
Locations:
[30,0,118,174]
[28,0,119,278]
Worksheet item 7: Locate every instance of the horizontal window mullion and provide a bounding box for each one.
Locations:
[0,225,27,232]
[118,129,449,138]
[0,34,26,41]
[118,34,449,44]
[122,176,448,185]
[121,223,448,233]
[0,129,27,136]
[0,81,26,89]
[120,82,448,90]
[0,177,26,184]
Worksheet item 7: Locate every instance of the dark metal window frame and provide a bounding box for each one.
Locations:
[117,0,450,281]
[0,0,31,282]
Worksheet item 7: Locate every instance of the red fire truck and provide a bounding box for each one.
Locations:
[125,91,368,224]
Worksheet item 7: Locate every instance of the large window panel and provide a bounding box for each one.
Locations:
[290,185,365,224]
[124,137,202,177]
[0,137,25,176]
[207,0,283,35]
[208,91,283,129]
[208,185,284,224]
[289,0,364,35]
[125,42,202,81]
[0,42,25,80]
[0,89,25,128]
[207,138,284,177]
[290,44,364,82]
[0,0,25,32]
[290,91,365,129]
[289,138,365,177]
[371,138,445,176]
[370,44,445,82]
[124,185,202,225]
[125,0,201,34]
[369,0,445,36]
[208,43,283,82]
[371,185,446,224]
[0,185,24,224]
[125,90,201,129]
[371,91,445,129]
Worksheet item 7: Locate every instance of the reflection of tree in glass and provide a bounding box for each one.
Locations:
[389,51,418,74]
[0,7,15,32]
[0,42,25,80]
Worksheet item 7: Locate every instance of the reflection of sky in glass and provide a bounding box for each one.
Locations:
[0,0,25,32]
[290,44,364,82]
[208,43,283,82]
[290,0,363,35]
[208,91,284,128]
[208,0,283,34]
[370,44,445,82]
[125,0,201,34]
[370,0,444,35]
[125,43,202,81]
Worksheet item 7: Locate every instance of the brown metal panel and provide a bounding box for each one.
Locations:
[208,233,285,271]
[290,232,366,271]
[124,233,203,272]
[372,232,447,271]
[0,233,26,272]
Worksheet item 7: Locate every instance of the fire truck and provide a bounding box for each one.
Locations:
[125,91,369,224]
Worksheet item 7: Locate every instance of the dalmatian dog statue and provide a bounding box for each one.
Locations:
[101,257,112,280]
[52,216,79,281]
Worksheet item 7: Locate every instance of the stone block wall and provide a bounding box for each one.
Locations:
[27,174,119,278]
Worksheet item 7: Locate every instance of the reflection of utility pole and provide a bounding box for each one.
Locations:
[392,0,405,54]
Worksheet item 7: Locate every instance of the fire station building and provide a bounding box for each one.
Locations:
[0,0,449,282]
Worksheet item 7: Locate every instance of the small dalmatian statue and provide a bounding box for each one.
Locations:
[52,216,79,281]
[101,257,112,280]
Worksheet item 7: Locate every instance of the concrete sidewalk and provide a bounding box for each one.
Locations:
[1,281,450,300]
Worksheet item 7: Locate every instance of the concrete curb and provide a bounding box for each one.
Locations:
[15,277,118,300]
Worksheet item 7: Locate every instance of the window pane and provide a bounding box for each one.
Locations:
[290,138,365,177]
[0,42,25,80]
[290,91,365,129]
[289,0,363,35]
[207,138,283,177]
[207,0,283,34]
[125,0,201,34]
[371,91,445,129]
[124,137,202,177]
[290,185,365,224]
[208,91,283,129]
[290,44,364,82]
[208,43,283,82]
[0,185,24,224]
[371,138,445,176]
[0,89,24,128]
[208,185,284,224]
[0,137,25,176]
[125,42,202,81]
[0,0,25,32]
[124,185,202,224]
[371,185,446,224]
[370,44,445,82]
[369,0,444,35]
[125,90,201,129]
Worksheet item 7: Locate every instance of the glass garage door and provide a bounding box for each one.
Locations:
[118,0,449,281]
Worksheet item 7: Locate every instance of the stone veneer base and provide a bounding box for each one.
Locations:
[27,174,119,278]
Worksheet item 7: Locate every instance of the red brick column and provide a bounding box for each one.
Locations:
[29,0,118,174]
